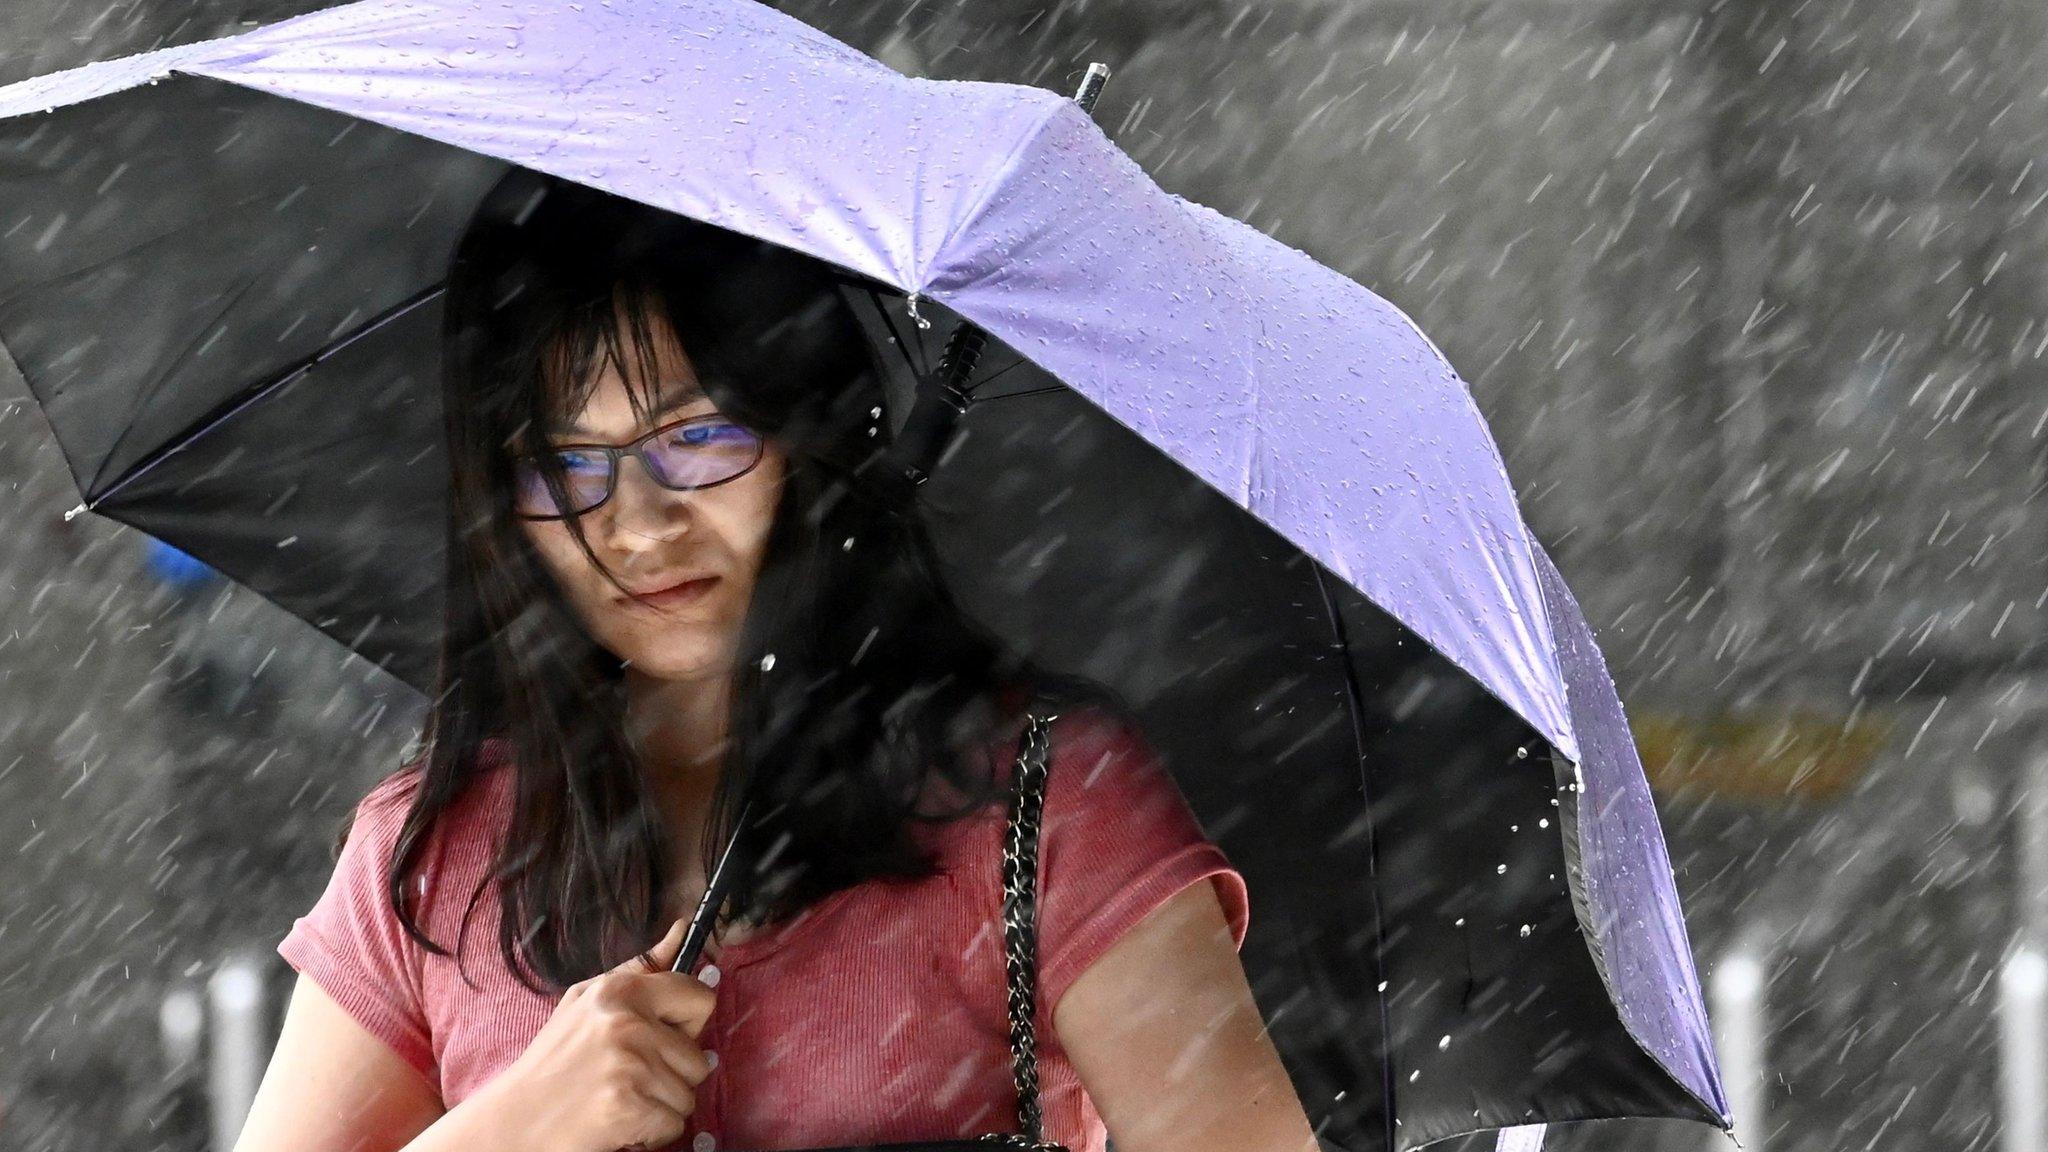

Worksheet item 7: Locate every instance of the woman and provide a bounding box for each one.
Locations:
[235,171,1318,1152]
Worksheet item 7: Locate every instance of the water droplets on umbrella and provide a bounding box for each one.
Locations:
[904,292,932,329]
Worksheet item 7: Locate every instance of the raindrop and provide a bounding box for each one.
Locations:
[1496,864,1508,874]
[1519,924,1533,938]
[1437,1034,1452,1051]
[759,653,776,671]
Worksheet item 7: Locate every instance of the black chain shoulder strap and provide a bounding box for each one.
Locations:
[976,708,1067,1152]
[668,709,1071,1152]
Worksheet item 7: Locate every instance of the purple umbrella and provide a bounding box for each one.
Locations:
[0,2,1728,1148]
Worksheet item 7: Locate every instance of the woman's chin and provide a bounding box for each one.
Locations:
[619,648,729,684]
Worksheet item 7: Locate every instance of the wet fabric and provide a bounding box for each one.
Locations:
[277,706,1250,1152]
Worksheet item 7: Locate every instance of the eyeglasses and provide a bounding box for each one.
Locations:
[511,413,766,520]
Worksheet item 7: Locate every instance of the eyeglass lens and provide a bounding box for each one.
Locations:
[513,420,760,519]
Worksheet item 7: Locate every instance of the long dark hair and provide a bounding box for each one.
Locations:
[364,168,1116,993]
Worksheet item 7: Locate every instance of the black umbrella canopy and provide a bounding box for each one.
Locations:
[850,293,1719,1151]
[3,77,501,690]
[0,72,1721,1152]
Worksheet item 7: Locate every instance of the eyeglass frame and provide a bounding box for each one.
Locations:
[509,411,768,521]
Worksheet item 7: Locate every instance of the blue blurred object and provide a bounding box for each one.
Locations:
[144,537,215,589]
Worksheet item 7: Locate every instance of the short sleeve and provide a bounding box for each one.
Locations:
[1030,708,1251,1026]
[277,773,438,1086]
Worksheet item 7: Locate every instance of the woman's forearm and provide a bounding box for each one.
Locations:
[402,1089,549,1152]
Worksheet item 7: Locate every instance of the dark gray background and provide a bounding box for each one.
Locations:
[1,1,2032,1149]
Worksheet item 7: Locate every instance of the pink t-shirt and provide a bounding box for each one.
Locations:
[277,705,1251,1152]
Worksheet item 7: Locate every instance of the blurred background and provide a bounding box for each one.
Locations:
[0,0,2033,1149]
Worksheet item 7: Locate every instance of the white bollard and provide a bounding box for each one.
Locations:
[160,985,204,1068]
[1709,946,1768,1151]
[2001,946,2048,1152]
[207,954,269,1152]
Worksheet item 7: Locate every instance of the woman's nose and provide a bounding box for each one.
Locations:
[601,453,690,547]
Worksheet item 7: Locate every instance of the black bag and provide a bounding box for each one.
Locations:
[693,709,1072,1152]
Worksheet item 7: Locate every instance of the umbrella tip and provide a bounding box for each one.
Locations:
[62,501,87,523]
[1073,63,1111,114]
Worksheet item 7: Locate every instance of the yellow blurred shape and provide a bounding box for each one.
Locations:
[1630,709,1894,803]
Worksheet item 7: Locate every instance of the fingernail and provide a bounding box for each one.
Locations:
[701,963,721,988]
[706,1050,719,1070]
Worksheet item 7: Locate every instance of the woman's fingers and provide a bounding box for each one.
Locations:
[588,919,720,1040]
[627,1061,698,1128]
[479,918,720,1152]
[619,968,718,1038]
[631,1027,717,1090]
[615,917,691,975]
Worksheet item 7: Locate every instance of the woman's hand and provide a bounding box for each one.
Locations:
[461,918,720,1152]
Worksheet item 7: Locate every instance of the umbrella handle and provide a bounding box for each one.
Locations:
[669,796,755,974]
[883,62,1113,489]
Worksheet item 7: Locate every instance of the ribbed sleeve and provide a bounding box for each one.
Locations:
[277,773,439,1087]
[1033,710,1252,1027]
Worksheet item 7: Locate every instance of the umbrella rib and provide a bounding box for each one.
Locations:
[84,281,446,511]
[962,383,1066,404]
[1310,562,1401,1152]
[0,220,195,314]
[89,270,267,497]
[77,163,456,495]
[960,352,1034,397]
[0,187,296,317]
[0,160,429,315]
[868,286,929,380]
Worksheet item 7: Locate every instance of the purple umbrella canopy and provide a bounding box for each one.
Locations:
[0,1,1728,1148]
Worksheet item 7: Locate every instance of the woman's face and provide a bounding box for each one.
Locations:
[517,314,786,684]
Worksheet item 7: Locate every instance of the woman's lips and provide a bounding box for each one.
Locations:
[627,576,719,610]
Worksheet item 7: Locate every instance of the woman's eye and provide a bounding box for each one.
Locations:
[673,422,738,446]
[556,451,608,473]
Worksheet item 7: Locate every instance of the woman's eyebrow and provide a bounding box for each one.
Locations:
[549,381,708,435]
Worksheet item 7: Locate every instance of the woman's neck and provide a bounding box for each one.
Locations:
[623,668,731,869]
